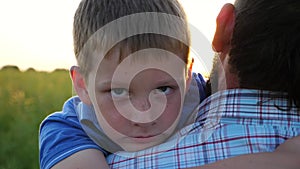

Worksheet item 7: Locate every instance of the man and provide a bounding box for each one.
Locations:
[106,0,300,168]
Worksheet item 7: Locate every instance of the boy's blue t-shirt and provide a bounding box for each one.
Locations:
[39,73,206,169]
[39,96,110,169]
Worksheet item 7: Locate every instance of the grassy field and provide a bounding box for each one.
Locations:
[0,68,73,169]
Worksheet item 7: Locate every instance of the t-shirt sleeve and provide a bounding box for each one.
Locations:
[39,112,109,169]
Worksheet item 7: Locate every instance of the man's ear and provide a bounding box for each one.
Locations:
[70,66,92,105]
[212,3,235,53]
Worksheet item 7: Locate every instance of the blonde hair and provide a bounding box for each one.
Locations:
[73,0,191,77]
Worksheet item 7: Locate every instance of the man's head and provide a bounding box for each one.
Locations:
[71,0,193,151]
[211,0,300,108]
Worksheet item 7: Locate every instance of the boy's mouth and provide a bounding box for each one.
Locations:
[133,135,157,138]
[129,134,162,143]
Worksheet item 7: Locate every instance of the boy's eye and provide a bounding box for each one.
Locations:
[154,86,173,95]
[111,88,129,97]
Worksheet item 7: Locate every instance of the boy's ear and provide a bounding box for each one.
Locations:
[70,66,92,105]
[185,58,194,92]
[212,3,235,53]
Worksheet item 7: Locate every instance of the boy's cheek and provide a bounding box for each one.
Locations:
[96,101,131,133]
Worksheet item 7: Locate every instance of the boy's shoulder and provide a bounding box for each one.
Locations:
[40,96,82,131]
[39,96,105,169]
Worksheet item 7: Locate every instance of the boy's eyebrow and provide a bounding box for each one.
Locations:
[154,78,177,84]
[97,81,129,88]
[97,77,184,88]
[154,77,186,87]
[99,80,175,87]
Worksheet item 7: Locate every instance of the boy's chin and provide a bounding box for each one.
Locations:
[120,134,169,152]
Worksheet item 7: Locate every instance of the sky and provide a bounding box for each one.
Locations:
[0,0,234,73]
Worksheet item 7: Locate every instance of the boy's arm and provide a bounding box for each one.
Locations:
[189,136,300,169]
[51,149,109,169]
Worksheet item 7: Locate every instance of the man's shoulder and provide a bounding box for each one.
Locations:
[196,89,300,125]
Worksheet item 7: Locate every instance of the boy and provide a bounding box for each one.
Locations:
[40,0,207,168]
[71,0,202,152]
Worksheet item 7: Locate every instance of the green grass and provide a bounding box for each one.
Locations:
[0,68,73,169]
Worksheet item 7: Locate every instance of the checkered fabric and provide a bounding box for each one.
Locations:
[107,89,300,169]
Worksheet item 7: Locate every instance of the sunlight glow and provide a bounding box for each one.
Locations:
[0,0,234,72]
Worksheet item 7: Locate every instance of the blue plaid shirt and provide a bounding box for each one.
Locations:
[106,89,300,168]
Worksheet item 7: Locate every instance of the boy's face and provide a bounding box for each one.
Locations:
[85,49,190,151]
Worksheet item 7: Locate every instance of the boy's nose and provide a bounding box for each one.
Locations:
[130,98,154,123]
[131,97,151,112]
[128,97,161,124]
[116,94,167,124]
